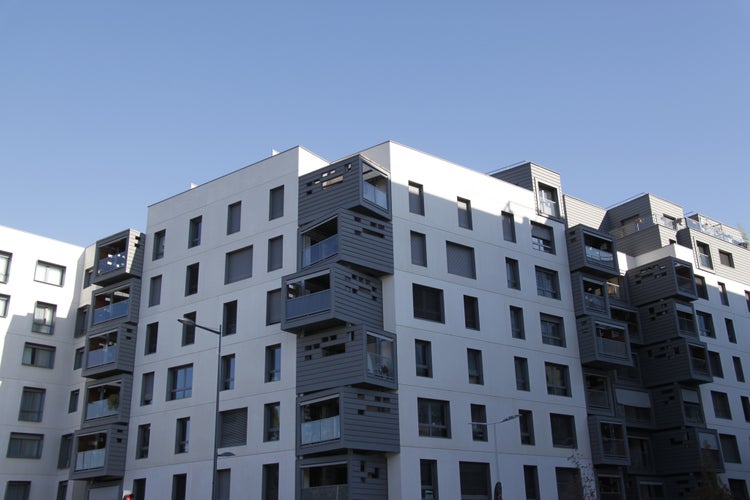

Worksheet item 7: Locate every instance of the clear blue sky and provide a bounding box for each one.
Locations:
[1,0,748,246]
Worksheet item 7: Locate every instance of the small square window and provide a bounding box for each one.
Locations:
[145,322,158,355]
[457,197,473,229]
[506,258,520,290]
[415,339,432,378]
[227,201,242,235]
[185,263,199,295]
[148,275,162,307]
[32,302,56,334]
[720,433,741,463]
[446,241,476,279]
[463,295,480,330]
[418,398,451,438]
[515,356,530,391]
[413,284,445,323]
[501,211,516,242]
[188,216,202,248]
[152,229,166,260]
[545,362,571,396]
[408,181,425,215]
[264,402,280,442]
[181,312,196,346]
[550,413,577,448]
[719,250,734,268]
[269,185,284,220]
[267,236,283,272]
[223,300,238,335]
[467,348,483,385]
[225,246,252,284]
[34,261,65,286]
[265,344,281,382]
[510,306,525,339]
[410,231,427,266]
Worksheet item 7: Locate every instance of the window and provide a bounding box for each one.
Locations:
[68,390,79,413]
[734,356,745,382]
[132,479,147,500]
[742,396,750,423]
[188,216,202,248]
[446,242,476,279]
[410,231,427,266]
[719,282,729,306]
[4,482,30,500]
[726,318,737,343]
[545,362,571,396]
[175,417,190,453]
[467,349,484,385]
[84,268,93,288]
[712,390,732,419]
[267,236,283,272]
[695,275,709,299]
[32,302,56,334]
[457,197,472,229]
[218,469,230,500]
[413,284,445,323]
[506,258,520,289]
[418,398,451,438]
[0,294,9,317]
[18,387,45,422]
[220,407,247,447]
[262,463,280,500]
[696,311,715,338]
[531,222,555,253]
[729,480,749,500]
[136,424,150,459]
[227,201,241,234]
[538,183,559,217]
[720,434,741,463]
[415,339,432,377]
[524,465,540,500]
[519,409,535,445]
[515,356,530,391]
[266,289,281,325]
[225,246,252,284]
[510,306,525,339]
[34,261,65,286]
[145,322,158,354]
[148,275,162,307]
[696,241,712,268]
[57,434,72,468]
[408,181,425,215]
[540,313,565,347]
[501,211,516,242]
[535,266,560,299]
[719,250,734,267]
[265,344,281,382]
[181,312,196,346]
[167,364,193,400]
[152,229,165,260]
[7,432,43,458]
[72,347,84,370]
[708,351,723,378]
[74,306,88,337]
[459,462,490,500]
[172,473,187,500]
[420,459,438,499]
[22,343,55,368]
[141,372,154,406]
[221,354,235,391]
[470,404,487,441]
[264,402,280,441]
[598,475,623,500]
[269,185,284,220]
[0,251,10,283]
[185,263,199,295]
[221,300,238,335]
[550,413,577,448]
[463,295,480,330]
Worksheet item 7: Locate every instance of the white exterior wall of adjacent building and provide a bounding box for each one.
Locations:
[0,226,88,500]
[123,147,328,499]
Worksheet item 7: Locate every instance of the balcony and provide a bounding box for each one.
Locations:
[685,214,747,248]
[626,257,697,307]
[650,385,706,429]
[281,264,383,333]
[640,339,712,387]
[577,317,631,368]
[299,453,388,500]
[70,424,127,480]
[91,229,144,286]
[81,375,132,427]
[637,299,699,344]
[303,235,338,268]
[588,417,629,466]
[651,428,724,475]
[82,324,136,378]
[90,279,141,329]
[566,225,619,277]
[297,387,398,456]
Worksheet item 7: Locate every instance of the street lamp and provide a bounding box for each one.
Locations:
[177,317,223,500]
[469,413,520,500]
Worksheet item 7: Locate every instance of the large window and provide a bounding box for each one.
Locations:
[467,349,484,385]
[167,364,193,401]
[225,246,252,284]
[18,387,45,422]
[536,266,560,299]
[550,414,577,448]
[418,398,451,438]
[269,185,284,220]
[148,275,162,307]
[541,313,565,347]
[264,402,280,442]
[459,462,490,500]
[446,242,476,279]
[265,344,281,382]
[220,408,248,447]
[457,197,472,229]
[7,433,43,458]
[175,417,190,453]
[4,482,30,500]
[267,236,283,272]
[531,223,555,254]
[413,284,445,323]
[545,362,571,396]
[408,181,425,215]
[34,261,65,286]
[227,201,241,235]
[32,302,56,334]
[188,216,202,248]
[184,263,199,295]
[22,343,55,368]
[411,231,427,266]
[415,339,433,377]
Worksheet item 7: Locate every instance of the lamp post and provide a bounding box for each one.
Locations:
[178,317,222,500]
[470,413,520,500]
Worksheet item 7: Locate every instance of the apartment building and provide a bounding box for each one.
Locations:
[1,141,748,500]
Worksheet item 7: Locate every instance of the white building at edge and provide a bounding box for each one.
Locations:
[1,141,748,500]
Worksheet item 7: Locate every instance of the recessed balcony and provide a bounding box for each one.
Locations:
[91,229,144,286]
[90,279,141,328]
[588,416,629,466]
[82,324,136,378]
[70,424,128,480]
[566,225,619,277]
[651,428,724,475]
[577,317,632,368]
[81,375,132,427]
[640,339,712,387]
[637,299,699,344]
[626,257,697,306]
[299,453,389,500]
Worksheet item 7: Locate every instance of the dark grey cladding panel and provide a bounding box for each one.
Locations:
[626,256,697,306]
[570,272,612,319]
[296,453,389,500]
[564,196,608,231]
[650,383,705,430]
[566,225,619,277]
[89,278,142,332]
[92,229,145,286]
[614,225,673,257]
[82,323,137,378]
[587,415,630,466]
[80,374,133,428]
[651,428,724,475]
[605,194,684,233]
[491,163,534,190]
[576,316,632,369]
[638,338,712,388]
[636,298,697,345]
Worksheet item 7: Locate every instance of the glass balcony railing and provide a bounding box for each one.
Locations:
[92,301,129,325]
[584,293,607,312]
[75,448,105,471]
[85,399,119,420]
[300,415,340,445]
[302,235,338,267]
[677,276,695,294]
[691,357,710,376]
[363,182,388,209]
[86,347,117,368]
[586,389,610,409]
[540,199,558,217]
[286,290,331,319]
[585,246,614,264]
[366,352,394,380]
[698,254,713,269]
[97,252,126,275]
[597,337,628,358]
[301,485,348,500]
[602,437,627,458]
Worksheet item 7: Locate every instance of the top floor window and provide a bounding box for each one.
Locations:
[188,216,202,248]
[538,183,559,217]
[269,185,284,220]
[457,197,473,229]
[408,181,425,215]
[152,230,165,260]
[34,261,65,286]
[227,202,242,235]
[719,250,734,268]
[0,251,11,283]
[696,241,712,268]
[502,212,516,242]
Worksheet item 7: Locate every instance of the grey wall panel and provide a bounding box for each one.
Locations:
[296,453,389,500]
[564,196,608,230]
[650,384,705,430]
[638,338,711,387]
[679,228,750,287]
[651,428,723,475]
[626,257,697,306]
[636,299,696,345]
[491,164,533,190]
